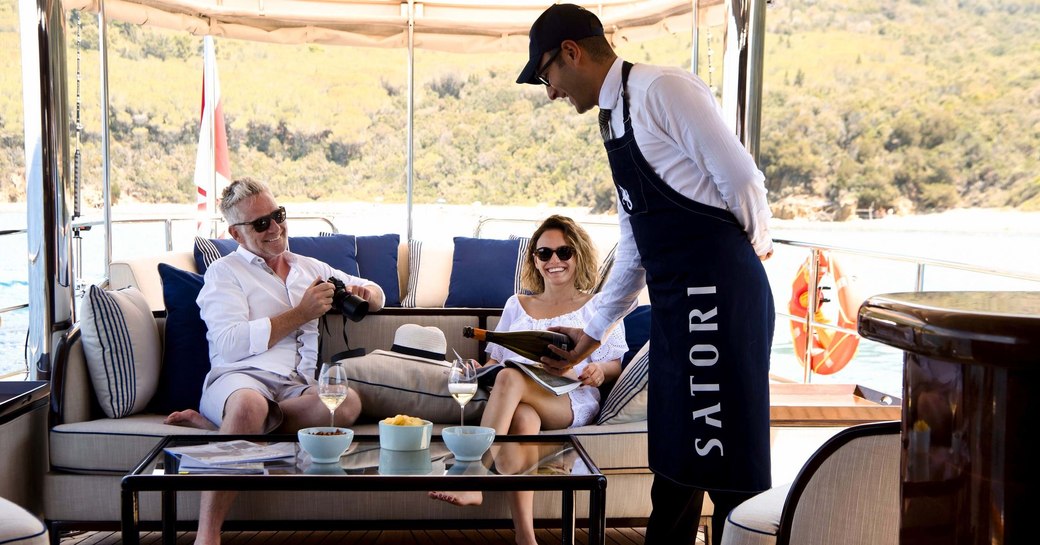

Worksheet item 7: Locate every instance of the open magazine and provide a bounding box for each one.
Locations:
[476,359,580,396]
[164,440,295,474]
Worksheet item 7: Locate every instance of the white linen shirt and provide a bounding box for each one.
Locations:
[198,246,384,384]
[586,58,774,341]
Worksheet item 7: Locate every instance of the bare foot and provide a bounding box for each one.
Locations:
[165,409,217,430]
[428,490,483,506]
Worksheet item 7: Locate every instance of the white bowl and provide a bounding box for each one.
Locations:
[442,426,495,461]
[378,419,433,451]
[298,427,354,463]
[378,448,433,475]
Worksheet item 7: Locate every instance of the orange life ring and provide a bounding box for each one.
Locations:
[788,252,860,375]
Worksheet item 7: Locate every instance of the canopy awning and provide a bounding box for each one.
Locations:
[63,0,703,52]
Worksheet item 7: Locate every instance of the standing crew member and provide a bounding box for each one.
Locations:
[516,5,775,544]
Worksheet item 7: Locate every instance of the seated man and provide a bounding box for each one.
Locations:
[170,177,384,545]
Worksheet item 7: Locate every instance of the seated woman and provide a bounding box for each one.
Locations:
[430,214,628,545]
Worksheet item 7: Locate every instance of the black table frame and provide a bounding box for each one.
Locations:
[121,433,607,545]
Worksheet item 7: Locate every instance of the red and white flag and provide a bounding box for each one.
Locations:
[194,36,231,235]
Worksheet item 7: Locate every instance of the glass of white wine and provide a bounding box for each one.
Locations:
[449,350,478,427]
[318,362,349,427]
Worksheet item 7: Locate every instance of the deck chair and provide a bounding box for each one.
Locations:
[721,420,900,545]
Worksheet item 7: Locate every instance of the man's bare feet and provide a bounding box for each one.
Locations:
[165,409,217,430]
[428,490,483,506]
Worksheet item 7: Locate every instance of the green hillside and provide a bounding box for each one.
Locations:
[0,0,1037,215]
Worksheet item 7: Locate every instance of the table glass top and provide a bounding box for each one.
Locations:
[137,435,595,479]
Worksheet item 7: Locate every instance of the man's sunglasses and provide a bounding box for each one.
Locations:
[232,206,286,233]
[533,246,576,262]
[536,48,562,86]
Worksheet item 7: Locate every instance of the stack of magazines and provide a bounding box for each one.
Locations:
[164,440,295,474]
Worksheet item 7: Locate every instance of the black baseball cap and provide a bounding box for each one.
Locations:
[516,4,605,85]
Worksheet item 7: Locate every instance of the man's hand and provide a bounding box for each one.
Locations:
[542,326,600,372]
[298,277,335,321]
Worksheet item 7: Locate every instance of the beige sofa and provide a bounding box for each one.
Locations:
[44,239,655,538]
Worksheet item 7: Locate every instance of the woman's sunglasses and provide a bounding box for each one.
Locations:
[232,206,286,233]
[533,246,576,262]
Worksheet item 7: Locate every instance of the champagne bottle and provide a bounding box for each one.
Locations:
[462,326,570,361]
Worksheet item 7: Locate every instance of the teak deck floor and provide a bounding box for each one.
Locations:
[58,527,707,545]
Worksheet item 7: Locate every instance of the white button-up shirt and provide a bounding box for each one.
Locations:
[587,58,774,340]
[198,246,384,384]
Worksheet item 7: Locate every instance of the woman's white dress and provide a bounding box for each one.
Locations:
[487,293,629,427]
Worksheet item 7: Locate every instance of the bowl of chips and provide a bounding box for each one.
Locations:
[378,414,433,451]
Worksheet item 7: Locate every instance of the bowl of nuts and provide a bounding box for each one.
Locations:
[297,427,354,463]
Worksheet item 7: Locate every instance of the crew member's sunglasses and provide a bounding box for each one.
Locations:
[536,48,562,86]
[533,245,576,262]
[232,206,286,233]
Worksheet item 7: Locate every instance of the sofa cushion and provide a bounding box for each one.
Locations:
[402,239,453,308]
[0,496,48,545]
[339,350,489,424]
[721,482,790,545]
[445,237,523,308]
[148,264,211,414]
[596,341,649,425]
[80,286,161,419]
[288,234,360,276]
[622,305,652,366]
[193,237,239,274]
[49,414,218,473]
[355,234,401,307]
[194,235,363,278]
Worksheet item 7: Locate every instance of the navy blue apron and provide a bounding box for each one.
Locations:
[603,62,774,492]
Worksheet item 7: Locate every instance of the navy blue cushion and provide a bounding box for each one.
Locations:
[193,237,239,274]
[445,237,522,308]
[357,234,401,307]
[289,234,360,276]
[194,235,363,277]
[622,305,652,367]
[149,263,210,413]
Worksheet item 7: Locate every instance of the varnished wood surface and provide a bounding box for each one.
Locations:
[57,527,705,545]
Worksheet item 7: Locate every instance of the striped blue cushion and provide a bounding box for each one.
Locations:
[80,285,160,418]
[596,341,649,425]
[402,239,423,308]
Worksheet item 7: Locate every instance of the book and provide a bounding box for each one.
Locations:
[476,359,580,396]
[165,440,295,474]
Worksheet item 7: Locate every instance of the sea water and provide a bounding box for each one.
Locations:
[2,204,1038,396]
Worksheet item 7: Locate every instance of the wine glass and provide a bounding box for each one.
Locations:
[318,362,349,427]
[448,350,478,427]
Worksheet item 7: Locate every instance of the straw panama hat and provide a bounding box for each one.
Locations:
[390,324,448,361]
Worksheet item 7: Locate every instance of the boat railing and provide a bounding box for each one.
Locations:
[773,238,1040,384]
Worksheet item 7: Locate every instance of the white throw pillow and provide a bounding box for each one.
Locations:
[402,239,452,308]
[596,340,649,425]
[341,350,489,423]
[80,285,161,418]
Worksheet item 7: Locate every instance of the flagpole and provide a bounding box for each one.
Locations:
[203,36,216,235]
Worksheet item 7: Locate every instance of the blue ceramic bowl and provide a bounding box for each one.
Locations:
[442,426,495,461]
[298,427,354,463]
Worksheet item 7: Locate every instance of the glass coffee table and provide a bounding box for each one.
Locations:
[121,433,606,545]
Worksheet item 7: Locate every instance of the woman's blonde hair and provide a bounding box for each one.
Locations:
[520,215,599,294]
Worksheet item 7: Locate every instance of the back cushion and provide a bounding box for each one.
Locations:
[148,263,211,413]
[288,234,360,276]
[193,237,239,274]
[354,234,401,307]
[444,237,525,308]
[80,286,161,418]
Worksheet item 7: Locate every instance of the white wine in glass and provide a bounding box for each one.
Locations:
[318,363,349,427]
[449,350,478,427]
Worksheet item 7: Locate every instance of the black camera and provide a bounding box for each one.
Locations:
[327,277,369,322]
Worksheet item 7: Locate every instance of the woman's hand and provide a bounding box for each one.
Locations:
[578,363,606,388]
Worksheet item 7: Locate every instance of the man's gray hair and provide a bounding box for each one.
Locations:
[220,177,270,224]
